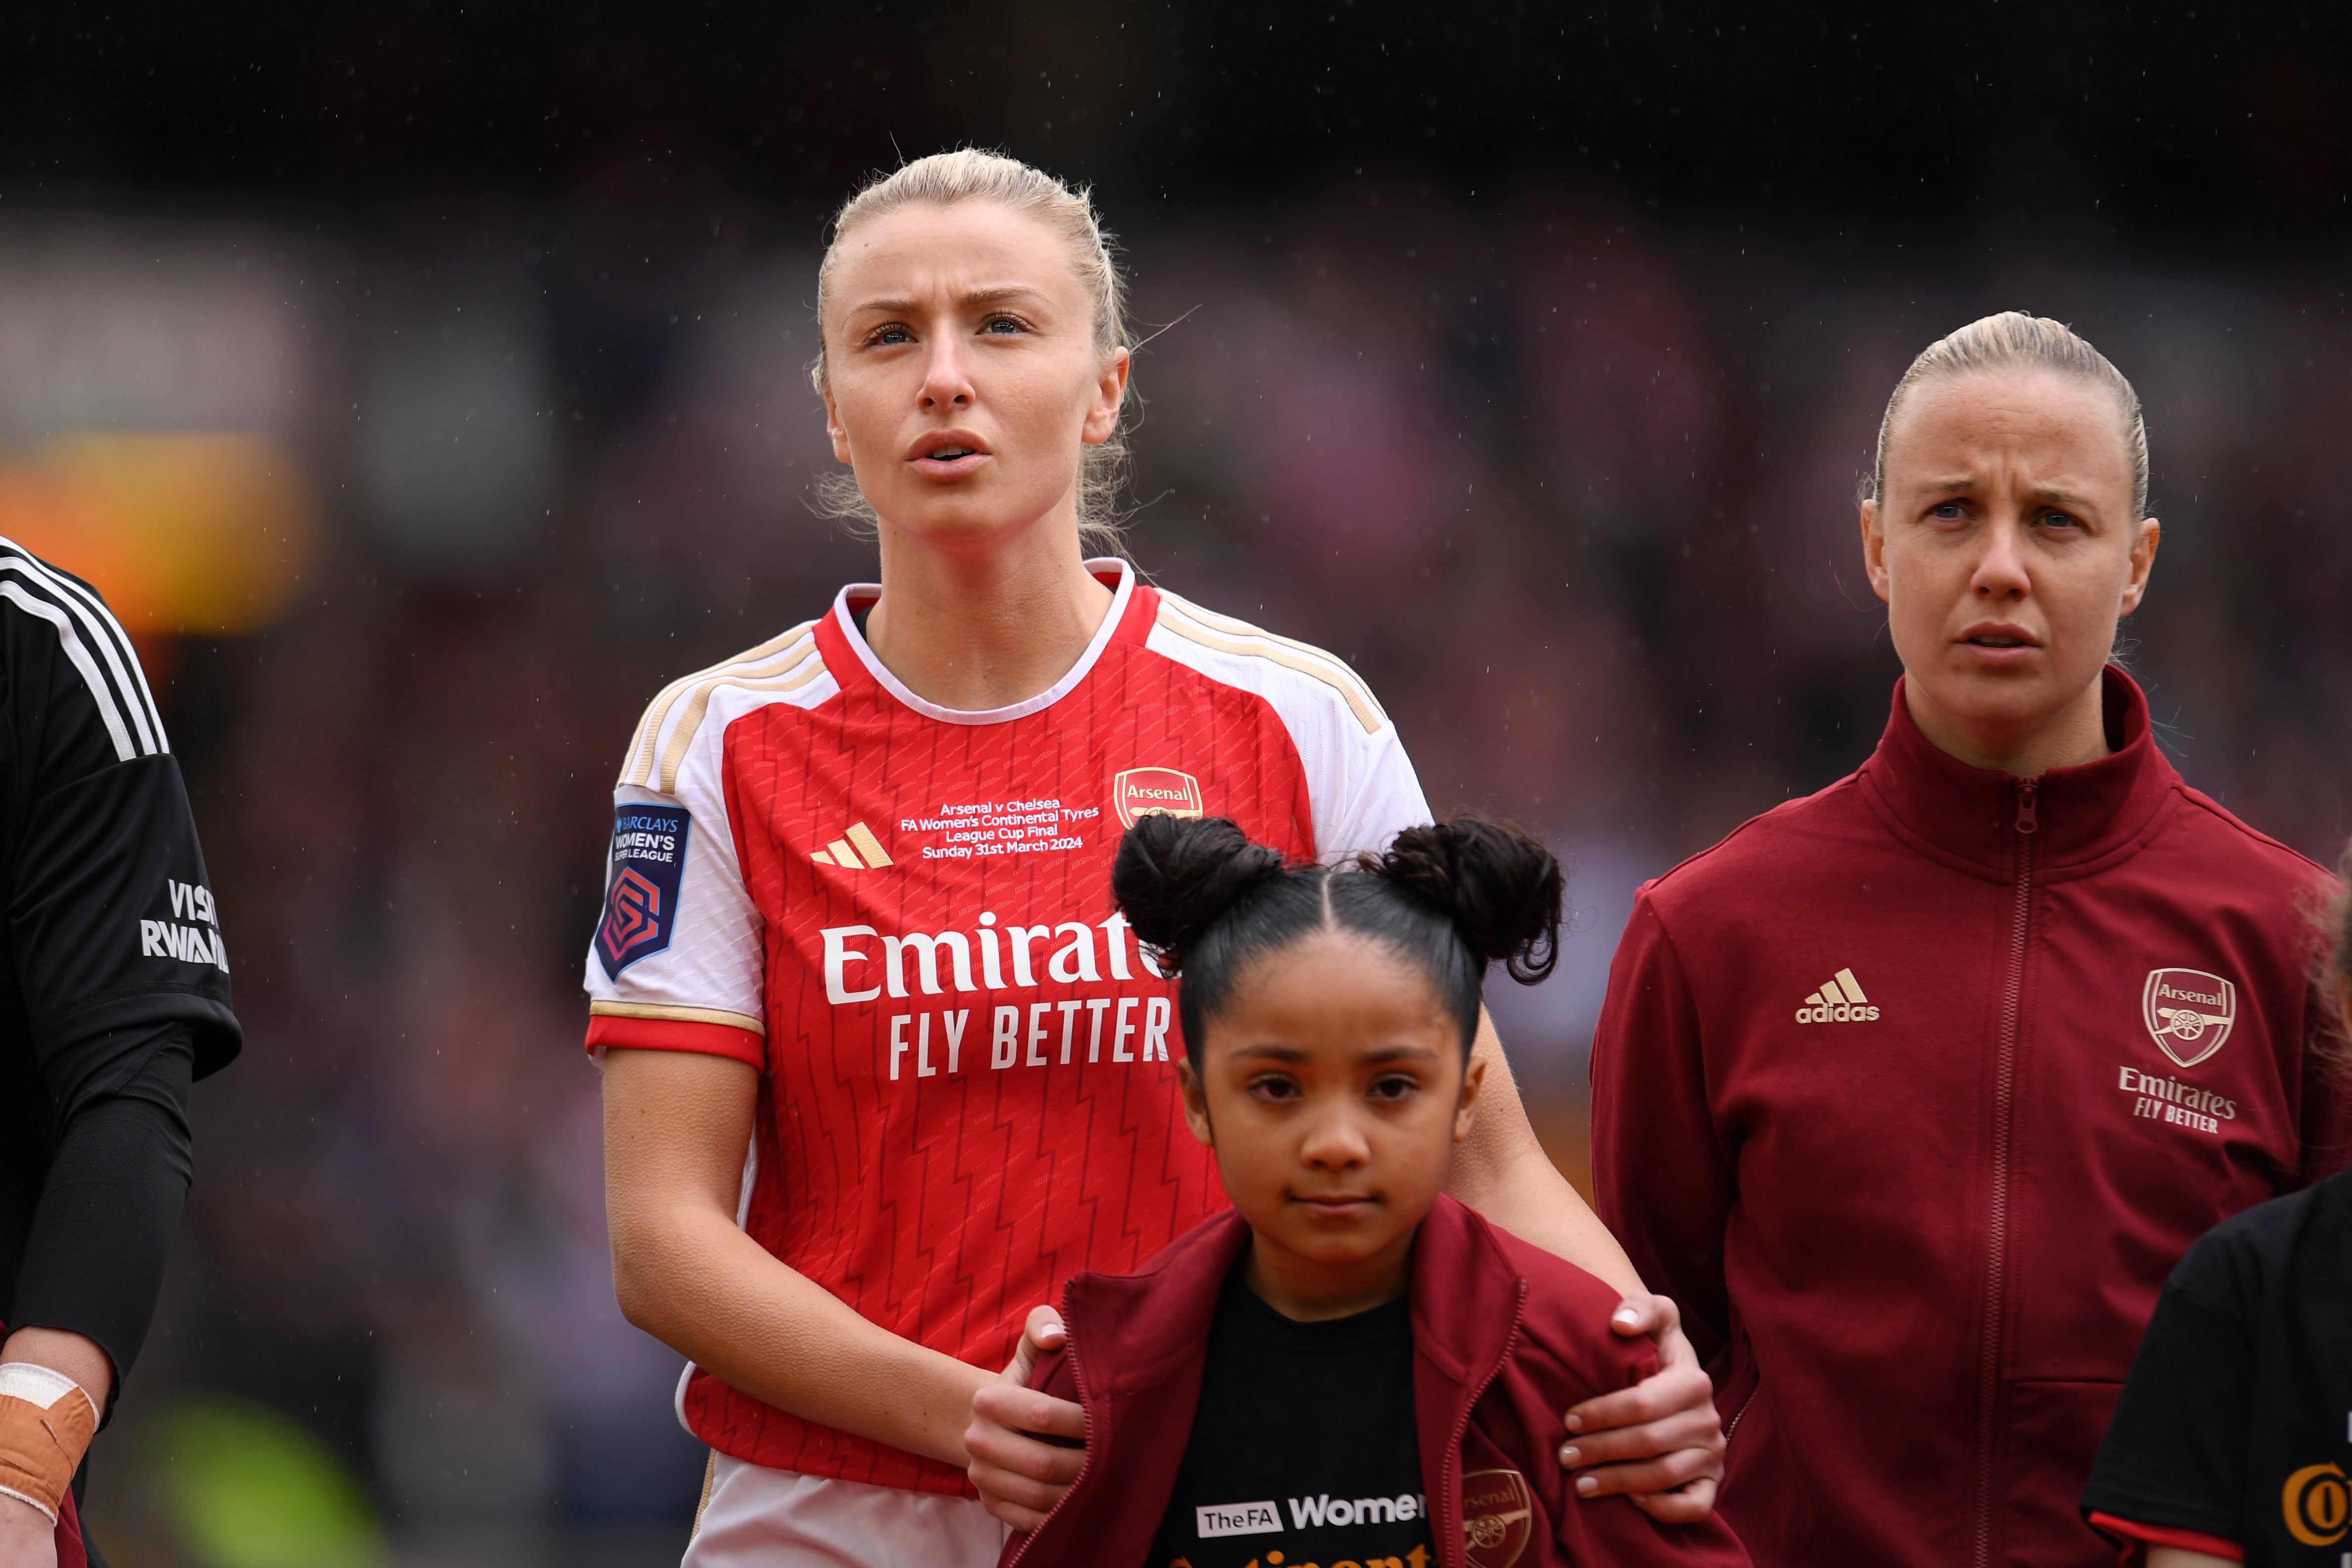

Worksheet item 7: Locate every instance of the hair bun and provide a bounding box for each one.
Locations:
[1374,817,1563,984]
[1112,815,1287,975]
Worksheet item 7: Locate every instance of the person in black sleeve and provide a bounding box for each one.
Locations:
[0,539,240,1568]
[2080,848,2352,1568]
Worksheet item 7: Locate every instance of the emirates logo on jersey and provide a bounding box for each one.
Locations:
[2142,967,2237,1069]
[1112,766,1204,830]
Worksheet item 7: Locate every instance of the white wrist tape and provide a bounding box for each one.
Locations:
[0,1363,98,1524]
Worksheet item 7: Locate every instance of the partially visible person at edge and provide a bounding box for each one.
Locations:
[2078,857,2352,1568]
[1588,311,2352,1568]
[588,148,1724,1568]
[0,539,242,1568]
[1002,812,1752,1568]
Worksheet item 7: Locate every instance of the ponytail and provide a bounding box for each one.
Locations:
[1371,819,1564,986]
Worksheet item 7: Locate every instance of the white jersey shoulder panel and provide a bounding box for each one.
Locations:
[584,625,842,1034]
[1147,589,1430,860]
[617,620,833,793]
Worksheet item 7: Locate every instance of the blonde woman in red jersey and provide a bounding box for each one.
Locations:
[589,150,1724,1568]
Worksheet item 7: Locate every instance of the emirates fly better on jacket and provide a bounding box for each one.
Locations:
[1591,668,2352,1568]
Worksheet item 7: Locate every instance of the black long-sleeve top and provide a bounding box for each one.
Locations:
[0,540,240,1402]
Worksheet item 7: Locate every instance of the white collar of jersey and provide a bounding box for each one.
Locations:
[831,557,1137,727]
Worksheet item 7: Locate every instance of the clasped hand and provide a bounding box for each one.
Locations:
[965,1295,1725,1532]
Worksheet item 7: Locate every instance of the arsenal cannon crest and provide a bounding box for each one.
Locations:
[1460,1468,1534,1568]
[2141,968,2237,1069]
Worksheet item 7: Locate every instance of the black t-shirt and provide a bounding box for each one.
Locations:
[0,540,240,1342]
[1150,1259,1437,1568]
[2081,1164,2352,1564]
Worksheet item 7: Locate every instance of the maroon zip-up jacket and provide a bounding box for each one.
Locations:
[1001,1195,1751,1568]
[1591,668,2352,1568]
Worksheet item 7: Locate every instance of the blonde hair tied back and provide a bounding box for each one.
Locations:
[809,148,1134,554]
[2320,847,2352,1085]
[1871,311,2152,523]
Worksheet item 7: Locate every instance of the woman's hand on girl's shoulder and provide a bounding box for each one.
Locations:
[1558,1293,1726,1522]
[967,1305,1088,1531]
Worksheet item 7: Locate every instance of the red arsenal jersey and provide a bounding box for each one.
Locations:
[583,561,1431,1493]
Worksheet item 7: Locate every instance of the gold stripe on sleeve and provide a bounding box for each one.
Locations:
[1152,605,1386,735]
[589,1000,767,1036]
[619,622,819,788]
[652,648,829,795]
[627,631,818,789]
[691,1451,717,1541]
[1156,591,1389,728]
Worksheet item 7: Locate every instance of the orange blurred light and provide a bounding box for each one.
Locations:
[0,433,315,637]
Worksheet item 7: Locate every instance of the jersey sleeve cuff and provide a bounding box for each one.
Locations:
[2086,1511,2243,1565]
[586,1004,765,1067]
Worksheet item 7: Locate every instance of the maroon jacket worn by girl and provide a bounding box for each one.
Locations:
[1000,1194,1751,1568]
[1591,668,2352,1568]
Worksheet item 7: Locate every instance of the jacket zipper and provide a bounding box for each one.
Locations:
[1971,777,2037,1568]
[1439,1280,1528,1568]
[998,1293,1092,1568]
[1722,1380,1760,1444]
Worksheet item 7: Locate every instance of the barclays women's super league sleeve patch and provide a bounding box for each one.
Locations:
[597,805,692,980]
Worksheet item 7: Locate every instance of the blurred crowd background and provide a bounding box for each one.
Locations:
[4,3,2351,1564]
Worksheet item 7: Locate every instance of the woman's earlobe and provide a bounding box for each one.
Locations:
[822,395,854,465]
[1081,352,1130,445]
[1454,1053,1486,1142]
[1177,1061,1216,1148]
[1859,502,1897,604]
[2122,518,2161,614]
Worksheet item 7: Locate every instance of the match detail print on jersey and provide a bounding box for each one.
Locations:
[581,559,1433,1492]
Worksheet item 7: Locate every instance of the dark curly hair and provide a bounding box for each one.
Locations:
[1110,813,1563,1068]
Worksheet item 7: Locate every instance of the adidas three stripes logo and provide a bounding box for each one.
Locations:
[1796,967,1880,1023]
[811,822,893,871]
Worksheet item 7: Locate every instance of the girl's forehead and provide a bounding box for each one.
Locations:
[1216,932,1455,1033]
[1241,927,1412,980]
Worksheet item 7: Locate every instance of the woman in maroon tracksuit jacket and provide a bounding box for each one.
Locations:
[1590,312,2352,1568]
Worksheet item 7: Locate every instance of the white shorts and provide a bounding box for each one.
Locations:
[682,1454,1011,1568]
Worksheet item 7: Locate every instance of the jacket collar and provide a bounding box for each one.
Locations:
[1057,1205,1251,1399]
[1403,1195,1526,1391]
[1858,665,2179,880]
[1406,1198,1531,1568]
[1060,1195,1521,1397]
[1047,1197,1524,1568]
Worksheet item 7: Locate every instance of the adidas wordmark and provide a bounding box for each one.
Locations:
[1796,968,1880,1023]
